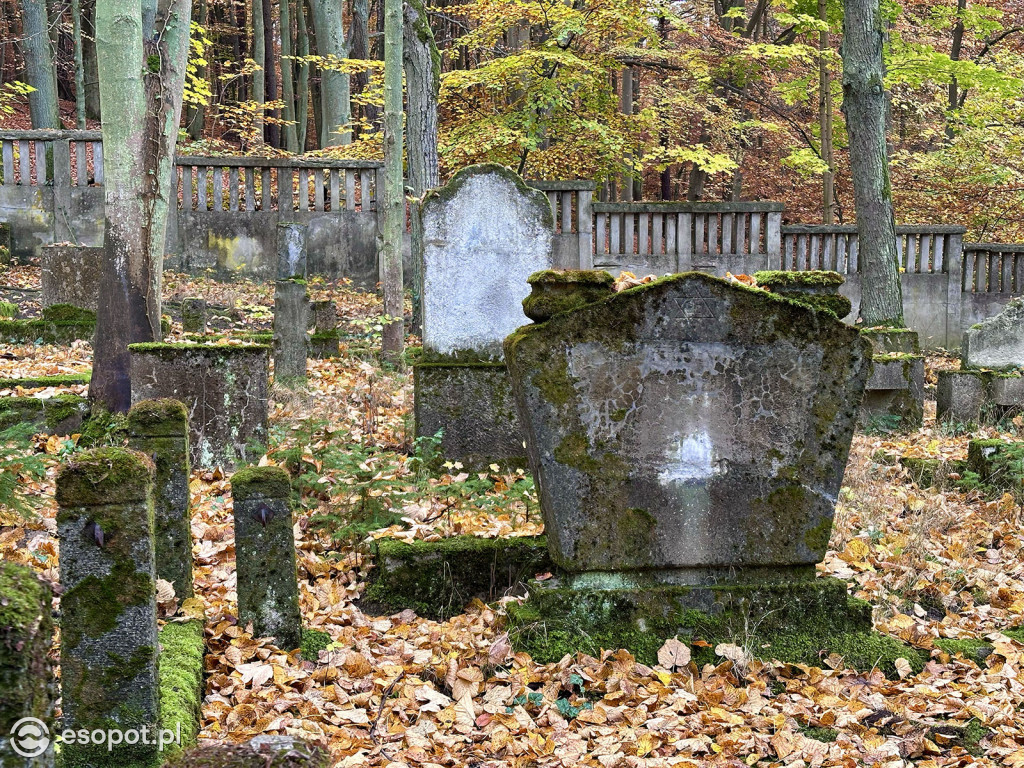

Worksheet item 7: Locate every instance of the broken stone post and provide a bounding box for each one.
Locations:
[40,244,103,311]
[181,298,208,334]
[0,562,55,768]
[415,164,555,468]
[858,328,925,431]
[230,466,301,649]
[310,300,340,359]
[277,222,308,280]
[128,399,194,598]
[273,279,310,386]
[56,448,159,768]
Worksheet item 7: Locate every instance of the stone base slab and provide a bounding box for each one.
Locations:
[936,369,1024,426]
[860,355,924,430]
[414,361,527,470]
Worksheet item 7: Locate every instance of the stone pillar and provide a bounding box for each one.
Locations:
[0,562,55,768]
[273,279,310,386]
[40,244,103,312]
[128,399,194,598]
[230,467,301,649]
[56,448,159,768]
[181,298,208,334]
[277,222,308,280]
[310,300,339,359]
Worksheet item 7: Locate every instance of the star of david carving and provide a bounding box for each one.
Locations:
[667,293,718,320]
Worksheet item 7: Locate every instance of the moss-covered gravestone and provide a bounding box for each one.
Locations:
[128,399,194,598]
[56,448,159,768]
[181,298,207,334]
[753,270,852,319]
[40,244,103,312]
[859,328,924,431]
[502,272,908,668]
[230,467,301,649]
[0,562,55,768]
[129,343,270,469]
[273,279,310,386]
[310,300,339,359]
[414,164,555,469]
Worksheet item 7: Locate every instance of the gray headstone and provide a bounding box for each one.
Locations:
[273,280,310,386]
[230,467,301,649]
[504,272,871,580]
[56,448,159,767]
[181,298,208,334]
[310,300,337,333]
[129,343,270,469]
[936,370,987,425]
[128,399,194,598]
[277,222,308,280]
[963,298,1024,369]
[420,164,554,359]
[40,244,103,312]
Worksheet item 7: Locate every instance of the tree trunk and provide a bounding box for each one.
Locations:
[404,0,439,332]
[350,0,376,134]
[90,0,192,412]
[22,0,63,128]
[71,0,87,128]
[295,0,309,150]
[946,0,966,142]
[380,0,404,360]
[309,0,351,146]
[841,0,904,327]
[263,0,280,147]
[252,0,265,142]
[81,0,101,119]
[819,0,834,223]
[279,0,299,152]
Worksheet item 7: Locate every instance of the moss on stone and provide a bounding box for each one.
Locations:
[77,407,130,449]
[774,293,852,319]
[299,628,332,660]
[41,303,96,325]
[59,559,154,650]
[56,447,155,508]
[0,372,91,389]
[522,271,617,322]
[934,637,994,665]
[753,270,845,288]
[0,561,53,732]
[528,269,615,286]
[0,396,43,429]
[0,300,17,318]
[158,618,205,756]
[128,342,271,358]
[230,465,291,501]
[364,535,553,620]
[127,398,190,437]
[966,439,1024,492]
[44,394,87,430]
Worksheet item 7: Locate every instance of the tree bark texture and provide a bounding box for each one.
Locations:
[380,0,404,359]
[22,0,63,128]
[309,0,351,146]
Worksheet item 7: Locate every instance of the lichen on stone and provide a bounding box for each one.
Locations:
[230,465,292,501]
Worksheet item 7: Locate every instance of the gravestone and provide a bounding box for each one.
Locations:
[273,279,310,386]
[415,164,554,468]
[128,398,194,598]
[0,562,55,768]
[858,328,924,431]
[230,467,301,649]
[129,343,270,468]
[181,298,208,334]
[56,448,159,768]
[277,222,308,280]
[40,244,103,311]
[963,298,1024,369]
[504,272,881,664]
[310,300,340,359]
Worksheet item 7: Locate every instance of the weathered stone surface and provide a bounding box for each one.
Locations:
[861,328,921,355]
[309,299,340,360]
[129,343,271,469]
[56,448,159,768]
[0,394,87,434]
[505,272,871,578]
[990,374,1024,407]
[128,399,194,598]
[522,270,616,323]
[40,244,102,311]
[963,298,1024,369]
[310,299,337,332]
[230,466,301,649]
[860,355,925,431]
[413,363,525,470]
[0,303,96,345]
[181,298,208,334]
[277,222,308,280]
[967,439,1024,488]
[273,280,310,386]
[419,164,554,358]
[753,270,852,319]
[0,562,55,768]
[936,370,988,425]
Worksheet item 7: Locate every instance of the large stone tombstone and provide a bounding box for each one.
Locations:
[414,164,554,468]
[40,244,103,311]
[962,297,1024,369]
[504,272,879,664]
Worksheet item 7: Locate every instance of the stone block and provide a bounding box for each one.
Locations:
[230,466,301,649]
[504,272,871,577]
[309,331,340,360]
[989,375,1024,407]
[414,361,526,470]
[40,244,103,311]
[128,399,194,598]
[310,300,337,333]
[0,304,96,345]
[752,270,852,319]
[860,328,921,355]
[277,222,307,280]
[967,439,1024,490]
[273,279,310,386]
[0,562,55,768]
[181,298,207,334]
[56,448,159,768]
[129,343,271,469]
[363,535,553,619]
[0,394,88,434]
[963,297,1024,369]
[860,355,924,431]
[936,370,988,425]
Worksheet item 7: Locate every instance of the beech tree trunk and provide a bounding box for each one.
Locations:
[404,0,439,331]
[252,0,265,142]
[90,0,192,412]
[22,0,62,128]
[841,0,904,327]
[309,0,351,146]
[819,0,834,223]
[295,0,309,150]
[279,0,299,152]
[350,0,377,134]
[71,0,87,128]
[380,0,404,360]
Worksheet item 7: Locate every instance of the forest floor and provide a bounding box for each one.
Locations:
[2,266,1024,767]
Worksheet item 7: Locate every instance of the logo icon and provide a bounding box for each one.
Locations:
[9,717,50,758]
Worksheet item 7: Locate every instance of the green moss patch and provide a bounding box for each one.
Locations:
[56,447,155,507]
[753,270,845,288]
[0,561,54,731]
[363,535,554,620]
[158,618,205,757]
[128,342,271,358]
[41,303,95,325]
[230,465,292,501]
[0,373,91,389]
[127,398,189,437]
[0,300,17,318]
[300,628,332,660]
